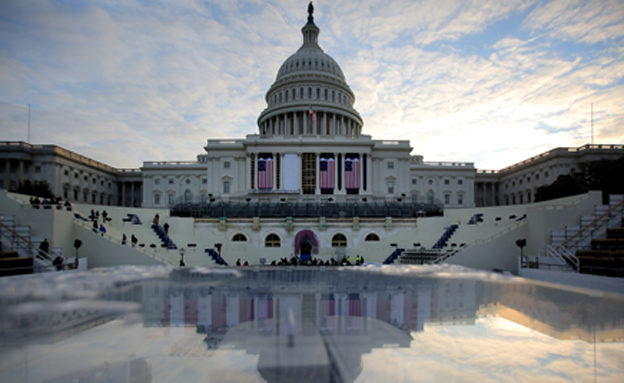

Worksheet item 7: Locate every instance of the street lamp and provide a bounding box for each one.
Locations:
[73,239,82,269]
[179,247,186,266]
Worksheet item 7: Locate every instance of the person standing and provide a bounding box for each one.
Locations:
[39,238,50,257]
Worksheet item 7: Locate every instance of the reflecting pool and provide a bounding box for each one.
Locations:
[1,265,623,382]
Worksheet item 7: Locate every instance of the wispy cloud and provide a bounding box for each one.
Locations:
[0,0,622,169]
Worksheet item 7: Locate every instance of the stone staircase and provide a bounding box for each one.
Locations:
[547,195,624,277]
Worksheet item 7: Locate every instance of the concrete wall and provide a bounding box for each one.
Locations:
[443,223,528,274]
[73,224,166,268]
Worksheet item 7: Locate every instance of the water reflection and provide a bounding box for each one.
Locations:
[0,266,623,382]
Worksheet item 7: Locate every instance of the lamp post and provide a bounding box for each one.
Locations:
[179,247,186,266]
[73,239,82,269]
[516,239,527,267]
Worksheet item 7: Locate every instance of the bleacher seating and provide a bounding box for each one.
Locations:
[468,214,483,225]
[151,224,177,250]
[432,225,458,249]
[382,248,404,265]
[205,248,228,266]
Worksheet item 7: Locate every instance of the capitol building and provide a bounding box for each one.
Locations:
[1,6,622,213]
[1,4,623,271]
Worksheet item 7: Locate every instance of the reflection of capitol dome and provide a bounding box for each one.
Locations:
[257,6,363,138]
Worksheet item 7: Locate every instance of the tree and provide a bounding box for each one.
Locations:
[12,180,55,199]
[535,156,624,203]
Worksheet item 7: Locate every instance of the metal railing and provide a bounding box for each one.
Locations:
[545,244,579,272]
[0,221,56,267]
[557,198,624,251]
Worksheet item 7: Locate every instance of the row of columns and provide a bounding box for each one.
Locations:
[2,159,26,190]
[120,181,141,207]
[246,152,371,194]
[260,111,361,138]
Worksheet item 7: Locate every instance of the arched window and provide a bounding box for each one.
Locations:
[332,233,347,247]
[184,190,192,203]
[365,233,380,241]
[232,233,247,242]
[265,234,281,247]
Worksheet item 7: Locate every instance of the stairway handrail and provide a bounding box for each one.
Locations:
[546,244,579,272]
[556,198,624,251]
[0,221,55,264]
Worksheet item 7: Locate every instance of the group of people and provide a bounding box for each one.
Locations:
[29,196,72,210]
[90,209,109,236]
[121,233,139,247]
[235,255,366,267]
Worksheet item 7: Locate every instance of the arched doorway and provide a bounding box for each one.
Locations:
[294,230,318,261]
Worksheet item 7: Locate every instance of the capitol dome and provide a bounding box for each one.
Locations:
[257,5,363,139]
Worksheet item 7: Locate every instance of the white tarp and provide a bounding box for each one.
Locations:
[283,153,299,191]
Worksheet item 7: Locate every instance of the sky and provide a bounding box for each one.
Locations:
[1,0,623,170]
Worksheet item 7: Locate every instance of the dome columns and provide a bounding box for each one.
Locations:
[259,109,362,139]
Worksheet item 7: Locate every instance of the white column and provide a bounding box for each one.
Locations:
[246,155,251,191]
[303,111,307,136]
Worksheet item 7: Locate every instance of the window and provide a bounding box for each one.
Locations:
[185,179,191,185]
[154,193,160,205]
[331,233,347,247]
[168,193,174,204]
[202,178,207,184]
[458,179,463,185]
[324,89,328,100]
[428,179,433,185]
[387,181,394,194]
[444,193,450,204]
[316,88,320,99]
[412,179,417,185]
[232,233,247,242]
[84,175,88,181]
[64,170,69,176]
[74,173,79,179]
[387,161,394,169]
[265,234,281,247]
[168,179,174,185]
[308,87,312,98]
[155,178,160,185]
[183,190,192,203]
[34,166,41,173]
[224,161,231,169]
[292,89,296,100]
[458,194,464,205]
[445,179,450,185]
[223,180,230,194]
[365,233,380,241]
[300,88,303,99]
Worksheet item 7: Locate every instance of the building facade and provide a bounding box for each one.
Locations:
[1,8,622,211]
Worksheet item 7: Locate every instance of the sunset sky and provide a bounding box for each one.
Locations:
[1,0,623,169]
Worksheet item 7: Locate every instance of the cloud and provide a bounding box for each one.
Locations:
[0,0,622,169]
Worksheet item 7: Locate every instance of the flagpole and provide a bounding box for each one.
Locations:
[28,103,31,144]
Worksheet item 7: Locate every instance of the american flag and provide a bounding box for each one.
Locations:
[309,106,316,122]
[257,157,273,189]
[344,158,360,190]
[319,157,335,189]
